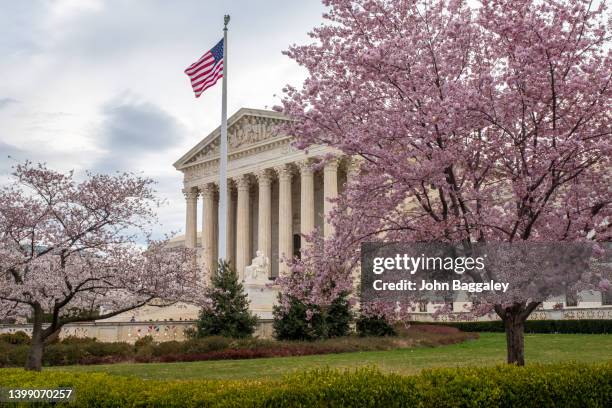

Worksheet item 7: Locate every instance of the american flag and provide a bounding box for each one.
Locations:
[185,39,224,98]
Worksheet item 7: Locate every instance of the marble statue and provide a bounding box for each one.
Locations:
[244,250,270,284]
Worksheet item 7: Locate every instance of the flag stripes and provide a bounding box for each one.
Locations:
[185,39,224,98]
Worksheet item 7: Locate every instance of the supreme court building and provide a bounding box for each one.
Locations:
[172,107,353,281]
[98,106,611,324]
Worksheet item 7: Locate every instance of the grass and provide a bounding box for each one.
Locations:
[39,333,612,381]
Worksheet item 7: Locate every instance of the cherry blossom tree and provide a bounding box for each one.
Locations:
[0,162,204,370]
[277,0,611,364]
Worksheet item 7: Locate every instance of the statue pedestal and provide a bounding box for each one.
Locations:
[244,282,279,319]
[243,251,279,319]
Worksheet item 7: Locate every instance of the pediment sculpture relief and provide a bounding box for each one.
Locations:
[185,115,282,165]
[229,116,277,149]
[187,139,220,164]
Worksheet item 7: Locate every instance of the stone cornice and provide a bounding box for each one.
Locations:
[182,136,299,184]
[184,136,292,171]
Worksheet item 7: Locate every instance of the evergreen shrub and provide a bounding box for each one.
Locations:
[194,261,258,339]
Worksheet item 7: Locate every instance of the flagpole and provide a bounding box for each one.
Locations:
[218,14,230,265]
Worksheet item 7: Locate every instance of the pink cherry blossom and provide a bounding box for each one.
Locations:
[276,0,611,365]
[0,162,205,370]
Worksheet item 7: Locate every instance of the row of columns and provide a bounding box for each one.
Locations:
[183,159,340,279]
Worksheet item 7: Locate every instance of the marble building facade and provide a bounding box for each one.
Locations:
[173,108,351,282]
[101,107,352,322]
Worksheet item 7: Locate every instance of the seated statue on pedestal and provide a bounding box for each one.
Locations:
[244,250,270,285]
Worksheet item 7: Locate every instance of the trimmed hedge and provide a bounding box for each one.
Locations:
[0,362,610,407]
[430,319,612,334]
[0,331,30,345]
[0,340,133,367]
[0,329,475,367]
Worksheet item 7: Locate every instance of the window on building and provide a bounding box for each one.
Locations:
[602,289,612,306]
[565,288,578,307]
[444,294,454,311]
[293,234,301,259]
[418,301,427,312]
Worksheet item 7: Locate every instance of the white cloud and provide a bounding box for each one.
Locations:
[0,0,324,240]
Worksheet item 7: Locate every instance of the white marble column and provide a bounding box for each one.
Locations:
[345,157,361,216]
[276,164,293,276]
[235,175,251,280]
[200,183,216,275]
[345,158,361,290]
[212,192,219,264]
[346,157,361,185]
[299,160,315,252]
[226,181,236,268]
[256,169,272,275]
[323,159,339,238]
[183,188,198,248]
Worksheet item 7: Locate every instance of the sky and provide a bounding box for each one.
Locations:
[0,0,325,239]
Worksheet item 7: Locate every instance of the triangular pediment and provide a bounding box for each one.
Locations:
[174,108,290,170]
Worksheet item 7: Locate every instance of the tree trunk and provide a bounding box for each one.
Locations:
[495,301,540,366]
[25,305,44,371]
[503,312,525,366]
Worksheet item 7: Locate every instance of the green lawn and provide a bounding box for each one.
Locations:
[41,333,612,381]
